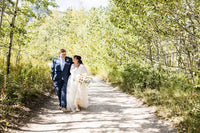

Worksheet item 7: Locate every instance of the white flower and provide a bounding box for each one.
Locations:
[78,74,92,85]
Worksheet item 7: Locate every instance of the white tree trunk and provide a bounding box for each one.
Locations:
[6,0,19,76]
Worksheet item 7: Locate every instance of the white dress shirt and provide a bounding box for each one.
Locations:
[60,57,65,71]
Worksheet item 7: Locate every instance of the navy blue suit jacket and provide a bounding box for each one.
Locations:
[51,56,73,83]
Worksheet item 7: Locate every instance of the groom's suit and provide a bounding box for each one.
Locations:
[51,56,73,108]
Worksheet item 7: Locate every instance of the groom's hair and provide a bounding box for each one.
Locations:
[59,49,66,53]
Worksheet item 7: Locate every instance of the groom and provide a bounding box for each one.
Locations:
[51,49,73,111]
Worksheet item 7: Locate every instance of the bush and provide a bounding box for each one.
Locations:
[119,63,168,91]
[4,61,53,106]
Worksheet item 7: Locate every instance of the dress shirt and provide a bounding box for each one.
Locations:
[60,57,65,71]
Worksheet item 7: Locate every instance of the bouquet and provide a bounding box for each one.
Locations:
[78,74,92,85]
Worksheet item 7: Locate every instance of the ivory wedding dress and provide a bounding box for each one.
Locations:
[67,64,89,112]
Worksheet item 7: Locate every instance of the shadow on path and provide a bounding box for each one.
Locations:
[11,77,176,133]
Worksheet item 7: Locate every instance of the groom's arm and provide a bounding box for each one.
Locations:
[69,57,73,64]
[51,59,55,80]
[66,57,73,75]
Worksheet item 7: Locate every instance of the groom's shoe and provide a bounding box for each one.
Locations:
[61,108,67,112]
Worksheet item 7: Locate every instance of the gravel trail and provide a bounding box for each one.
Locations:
[12,77,176,133]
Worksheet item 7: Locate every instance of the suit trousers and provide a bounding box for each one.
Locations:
[53,80,66,108]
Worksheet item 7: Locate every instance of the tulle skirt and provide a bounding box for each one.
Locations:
[67,76,88,112]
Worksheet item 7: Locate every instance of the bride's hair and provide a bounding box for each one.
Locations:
[74,55,83,64]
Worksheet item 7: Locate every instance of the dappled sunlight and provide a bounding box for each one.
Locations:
[11,76,176,133]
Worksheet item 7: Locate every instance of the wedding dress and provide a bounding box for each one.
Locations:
[67,64,89,112]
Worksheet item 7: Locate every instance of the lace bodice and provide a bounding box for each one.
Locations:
[70,64,88,81]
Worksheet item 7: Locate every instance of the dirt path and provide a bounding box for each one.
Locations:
[11,77,176,133]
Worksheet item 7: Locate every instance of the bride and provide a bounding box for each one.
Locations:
[67,55,89,112]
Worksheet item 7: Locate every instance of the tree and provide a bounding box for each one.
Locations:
[0,0,6,36]
[3,0,57,76]
[6,0,19,76]
[110,0,200,83]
